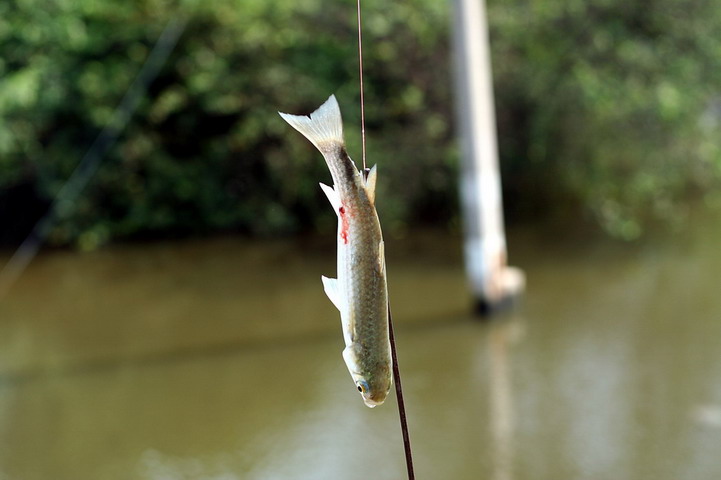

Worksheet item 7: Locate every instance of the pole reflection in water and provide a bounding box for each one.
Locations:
[487,316,524,480]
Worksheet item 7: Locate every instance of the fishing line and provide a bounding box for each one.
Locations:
[388,304,416,479]
[356,1,415,477]
[356,0,367,172]
[0,15,188,300]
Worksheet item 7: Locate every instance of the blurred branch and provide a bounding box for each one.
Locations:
[0,14,189,299]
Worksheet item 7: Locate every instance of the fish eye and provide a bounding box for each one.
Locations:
[356,381,368,394]
[357,384,363,393]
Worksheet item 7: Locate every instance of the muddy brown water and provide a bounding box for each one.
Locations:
[1,219,720,479]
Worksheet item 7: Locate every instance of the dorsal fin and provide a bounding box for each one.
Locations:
[364,164,377,204]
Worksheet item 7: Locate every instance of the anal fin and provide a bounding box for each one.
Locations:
[319,183,342,214]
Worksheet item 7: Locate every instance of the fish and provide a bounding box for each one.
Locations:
[279,95,392,408]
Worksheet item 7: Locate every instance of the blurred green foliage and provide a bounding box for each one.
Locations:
[490,0,721,238]
[1,0,720,246]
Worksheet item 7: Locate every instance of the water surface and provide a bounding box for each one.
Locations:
[1,220,720,479]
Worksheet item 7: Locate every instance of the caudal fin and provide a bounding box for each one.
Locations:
[279,95,344,151]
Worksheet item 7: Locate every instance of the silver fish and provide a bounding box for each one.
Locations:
[279,95,392,407]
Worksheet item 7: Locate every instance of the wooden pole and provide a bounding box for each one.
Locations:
[451,0,525,314]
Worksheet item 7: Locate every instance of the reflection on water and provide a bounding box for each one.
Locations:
[1,219,721,479]
[488,318,523,480]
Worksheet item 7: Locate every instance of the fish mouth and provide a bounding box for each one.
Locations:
[363,395,387,408]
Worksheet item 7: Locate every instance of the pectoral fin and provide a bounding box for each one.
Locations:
[342,344,362,373]
[321,275,341,310]
[319,183,342,214]
[378,240,386,276]
[341,313,355,345]
[364,164,377,204]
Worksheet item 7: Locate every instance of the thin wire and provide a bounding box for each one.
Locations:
[388,303,415,479]
[356,0,413,475]
[0,15,188,300]
[356,0,367,172]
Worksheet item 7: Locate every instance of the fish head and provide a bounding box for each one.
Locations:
[343,346,392,408]
[349,367,392,408]
[355,375,391,408]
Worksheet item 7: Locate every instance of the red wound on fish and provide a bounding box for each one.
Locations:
[339,206,349,244]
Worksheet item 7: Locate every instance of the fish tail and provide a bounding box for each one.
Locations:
[278,95,344,152]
